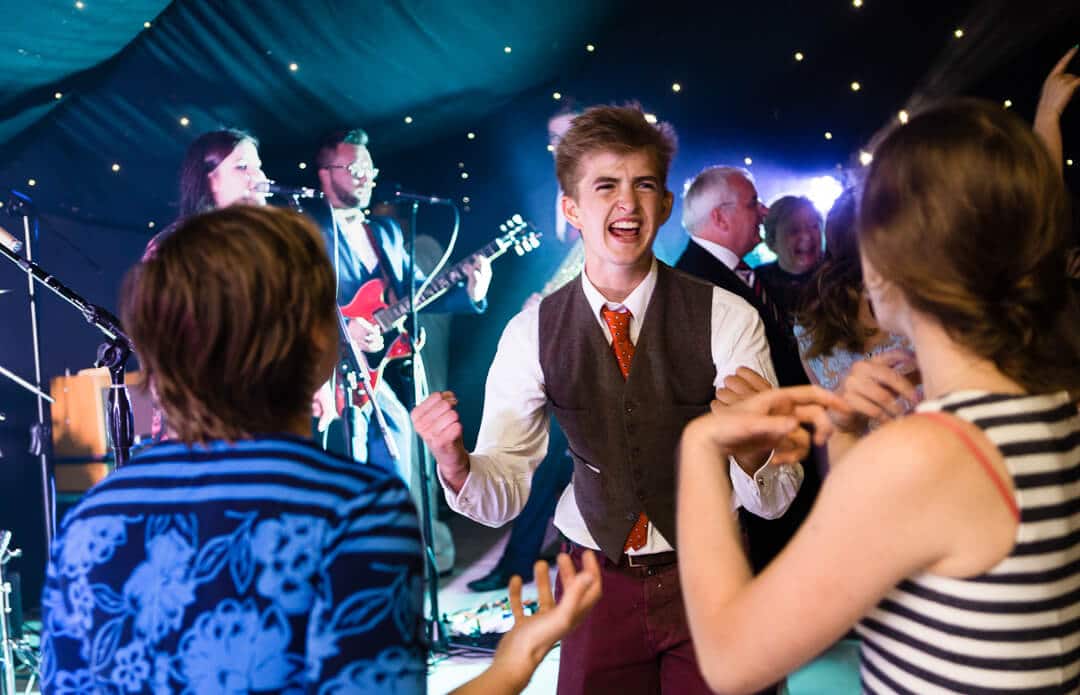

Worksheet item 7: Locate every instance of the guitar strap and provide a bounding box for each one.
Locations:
[361,218,401,304]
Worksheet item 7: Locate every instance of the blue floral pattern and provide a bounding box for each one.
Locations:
[40,436,425,694]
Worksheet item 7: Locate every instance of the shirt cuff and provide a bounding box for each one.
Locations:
[436,455,481,515]
[728,453,804,519]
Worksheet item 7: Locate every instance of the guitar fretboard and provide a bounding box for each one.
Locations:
[373,236,508,330]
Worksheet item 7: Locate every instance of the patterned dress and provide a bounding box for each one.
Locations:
[40,435,426,694]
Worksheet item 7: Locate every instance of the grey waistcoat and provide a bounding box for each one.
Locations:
[538,262,716,561]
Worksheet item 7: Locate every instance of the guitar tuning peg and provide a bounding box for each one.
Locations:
[499,223,508,232]
[512,214,524,224]
[514,244,524,256]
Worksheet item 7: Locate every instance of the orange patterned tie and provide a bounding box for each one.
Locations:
[600,306,649,551]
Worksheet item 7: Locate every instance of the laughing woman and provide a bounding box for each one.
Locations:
[677,99,1080,694]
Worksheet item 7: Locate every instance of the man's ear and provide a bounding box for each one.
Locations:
[659,190,674,225]
[562,193,583,231]
[709,205,725,229]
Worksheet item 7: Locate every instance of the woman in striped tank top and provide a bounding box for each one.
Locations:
[676,98,1080,694]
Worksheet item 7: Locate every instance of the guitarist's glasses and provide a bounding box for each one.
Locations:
[322,164,379,182]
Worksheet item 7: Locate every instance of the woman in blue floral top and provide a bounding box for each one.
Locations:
[41,206,601,695]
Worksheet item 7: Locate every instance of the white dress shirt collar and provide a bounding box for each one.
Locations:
[690,236,741,271]
[580,256,658,324]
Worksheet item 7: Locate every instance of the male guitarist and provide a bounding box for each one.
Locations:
[311,127,492,571]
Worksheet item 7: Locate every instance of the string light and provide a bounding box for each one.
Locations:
[1067,158,1074,167]
[644,113,658,124]
[744,157,753,166]
[898,109,909,124]
[143,21,151,28]
[553,92,562,100]
[463,196,471,203]
[467,132,476,140]
[179,116,190,127]
[852,0,863,7]
[54,92,63,100]
[74,1,85,8]
[298,162,307,170]
[1003,99,1012,108]
[824,131,833,140]
[859,150,873,166]
[953,28,964,38]
[546,144,555,152]
[586,44,595,52]
[111,163,120,172]
[288,62,299,72]
[850,81,861,92]
[503,46,512,54]
[148,221,155,229]
[28,179,37,187]
[794,51,805,62]
[461,172,469,179]
[457,162,465,168]
[404,115,413,124]
[672,82,682,93]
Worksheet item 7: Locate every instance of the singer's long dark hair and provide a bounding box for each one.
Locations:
[178,129,258,218]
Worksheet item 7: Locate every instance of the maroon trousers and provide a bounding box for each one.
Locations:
[554,543,714,695]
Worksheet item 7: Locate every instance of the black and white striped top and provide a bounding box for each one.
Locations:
[856,391,1080,694]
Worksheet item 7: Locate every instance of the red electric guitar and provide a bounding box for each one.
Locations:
[328,215,541,416]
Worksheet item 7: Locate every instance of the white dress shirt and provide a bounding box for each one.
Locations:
[440,257,803,554]
[331,208,379,273]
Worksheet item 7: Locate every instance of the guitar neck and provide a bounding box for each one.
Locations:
[376,238,509,327]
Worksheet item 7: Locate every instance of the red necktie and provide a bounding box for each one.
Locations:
[600,306,649,551]
[735,259,781,324]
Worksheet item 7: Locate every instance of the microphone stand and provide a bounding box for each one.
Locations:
[0,200,135,554]
[402,199,479,654]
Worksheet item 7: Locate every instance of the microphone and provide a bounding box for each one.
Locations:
[0,223,23,254]
[392,186,453,206]
[255,181,324,199]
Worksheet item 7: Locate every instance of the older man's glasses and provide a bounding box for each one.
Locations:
[323,164,379,181]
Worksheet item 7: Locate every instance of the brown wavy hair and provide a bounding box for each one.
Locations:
[859,98,1080,393]
[121,206,338,443]
[178,129,257,218]
[555,103,677,198]
[796,189,872,358]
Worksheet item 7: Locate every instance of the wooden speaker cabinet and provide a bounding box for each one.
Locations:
[49,368,154,492]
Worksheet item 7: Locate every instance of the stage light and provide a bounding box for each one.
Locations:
[461,172,469,179]
[111,163,120,172]
[467,132,476,140]
[298,162,307,170]
[744,157,753,166]
[954,28,964,38]
[850,81,861,92]
[289,62,299,72]
[586,44,595,52]
[553,92,562,100]
[805,175,844,214]
[28,179,36,187]
[504,46,512,54]
[1003,99,1012,108]
[644,113,657,124]
[404,116,413,124]
[179,116,190,127]
[898,109,909,124]
[859,150,873,166]
[794,51,805,62]
[824,131,833,140]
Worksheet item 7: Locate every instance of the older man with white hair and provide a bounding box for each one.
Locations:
[675,165,819,574]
